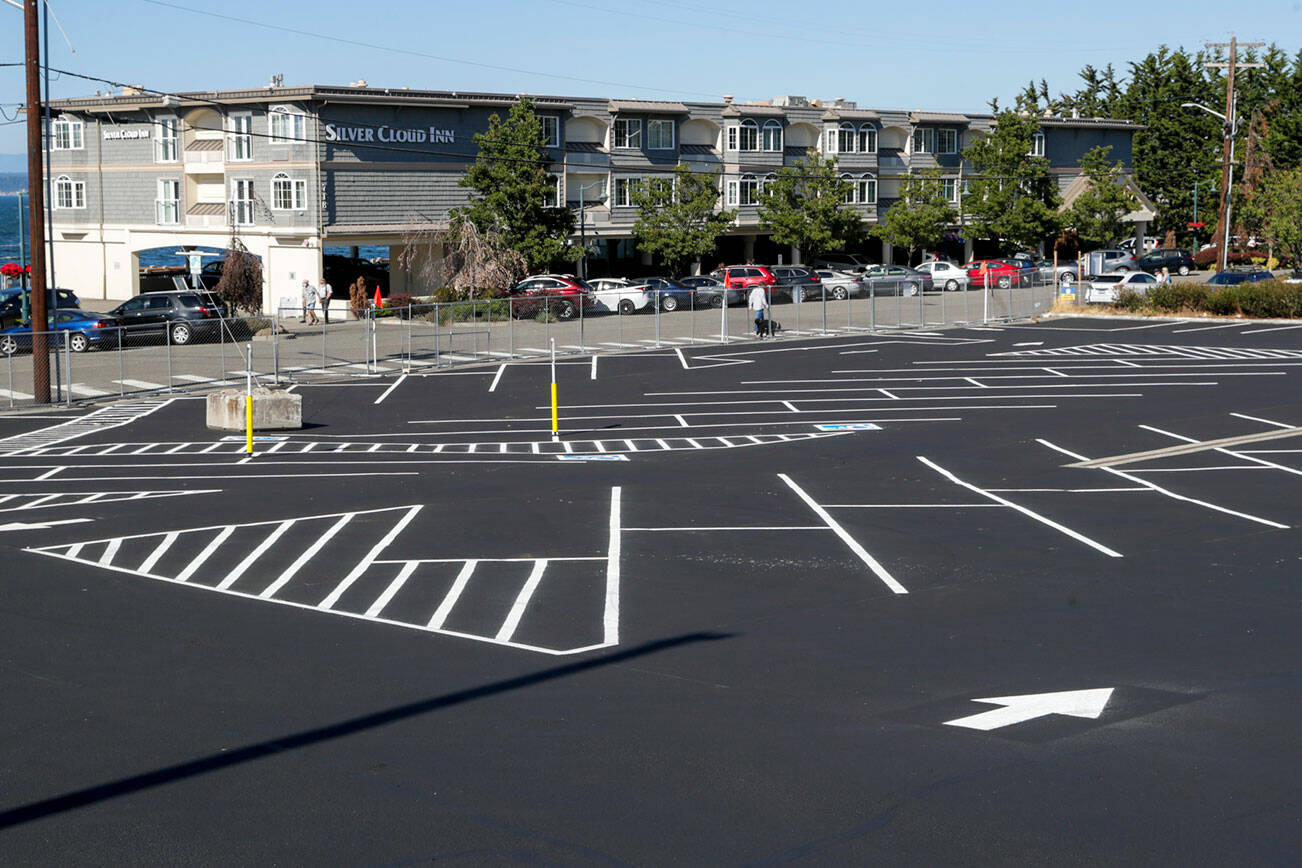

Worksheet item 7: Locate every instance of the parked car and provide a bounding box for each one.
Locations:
[108,290,232,345]
[1284,271,1302,285]
[587,278,651,315]
[1206,268,1276,286]
[1118,236,1160,254]
[0,287,81,329]
[812,253,875,273]
[1134,249,1196,276]
[1085,271,1158,304]
[964,259,1023,289]
[638,276,696,312]
[915,260,970,292]
[1001,259,1039,285]
[679,275,742,307]
[711,265,780,301]
[861,264,929,297]
[1084,248,1137,275]
[769,265,822,302]
[0,308,121,354]
[811,269,864,300]
[1034,260,1080,285]
[505,274,595,320]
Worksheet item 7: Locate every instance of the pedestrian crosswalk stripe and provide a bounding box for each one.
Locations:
[0,398,172,453]
[0,489,218,513]
[994,343,1302,360]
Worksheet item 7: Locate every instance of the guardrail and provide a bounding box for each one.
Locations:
[2,277,1059,409]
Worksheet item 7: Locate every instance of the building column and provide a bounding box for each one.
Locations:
[1134,220,1148,253]
[963,236,974,263]
[790,245,801,266]
[882,242,894,265]
[743,234,756,263]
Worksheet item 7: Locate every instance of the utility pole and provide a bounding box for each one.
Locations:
[24,0,49,403]
[1205,37,1264,273]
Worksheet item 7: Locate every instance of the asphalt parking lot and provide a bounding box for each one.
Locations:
[1,316,1300,863]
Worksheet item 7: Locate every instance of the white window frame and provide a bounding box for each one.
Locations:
[857,125,877,154]
[271,172,306,211]
[725,178,738,206]
[837,122,856,154]
[942,178,958,203]
[53,174,85,210]
[227,113,253,161]
[762,120,783,152]
[937,128,957,154]
[841,172,856,205]
[738,173,759,206]
[156,178,180,224]
[542,174,561,208]
[647,118,675,150]
[154,116,179,162]
[613,118,642,149]
[52,116,84,151]
[614,177,641,207]
[1030,131,1046,157]
[911,127,936,154]
[726,124,738,151]
[269,105,307,144]
[825,127,837,154]
[230,178,256,225]
[738,119,759,152]
[859,176,877,205]
[540,116,560,149]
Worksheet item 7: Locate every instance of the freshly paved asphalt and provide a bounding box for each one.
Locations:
[1,316,1299,864]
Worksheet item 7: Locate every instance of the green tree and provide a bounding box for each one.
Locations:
[962,109,1061,252]
[871,170,957,262]
[1240,166,1302,266]
[755,153,862,260]
[455,98,576,273]
[630,164,735,275]
[1062,146,1140,248]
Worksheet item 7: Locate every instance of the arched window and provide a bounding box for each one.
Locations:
[271,172,306,211]
[739,173,759,205]
[837,122,856,153]
[858,175,877,205]
[738,119,759,151]
[841,173,856,204]
[857,125,877,154]
[762,120,783,152]
[270,106,307,144]
[53,175,85,209]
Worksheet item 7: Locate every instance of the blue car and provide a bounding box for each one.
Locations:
[638,276,697,311]
[0,308,121,354]
[1207,269,1275,286]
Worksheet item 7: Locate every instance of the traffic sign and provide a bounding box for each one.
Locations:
[1187,221,1205,229]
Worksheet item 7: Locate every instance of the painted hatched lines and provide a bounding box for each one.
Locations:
[0,489,219,513]
[0,398,173,454]
[993,343,1302,360]
[26,494,624,655]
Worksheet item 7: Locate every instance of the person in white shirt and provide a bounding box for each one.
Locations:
[318,278,333,324]
[748,284,770,337]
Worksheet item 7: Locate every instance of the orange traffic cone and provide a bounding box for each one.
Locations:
[373,287,383,309]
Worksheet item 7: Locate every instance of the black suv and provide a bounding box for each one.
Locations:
[1134,248,1196,276]
[109,290,230,345]
[769,265,822,302]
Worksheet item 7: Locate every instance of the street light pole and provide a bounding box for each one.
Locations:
[576,180,602,280]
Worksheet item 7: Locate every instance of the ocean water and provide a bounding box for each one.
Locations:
[0,179,387,274]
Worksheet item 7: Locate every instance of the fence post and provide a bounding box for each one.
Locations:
[6,348,12,409]
[869,282,876,332]
[917,280,924,328]
[506,297,512,360]
[166,321,173,393]
[118,327,125,396]
[63,331,71,406]
[654,292,661,348]
[272,315,280,385]
[579,293,585,354]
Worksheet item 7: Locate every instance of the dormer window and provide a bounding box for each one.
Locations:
[613,118,642,149]
[762,120,782,152]
[52,117,84,150]
[738,119,759,151]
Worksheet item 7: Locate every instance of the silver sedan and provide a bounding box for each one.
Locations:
[811,269,864,299]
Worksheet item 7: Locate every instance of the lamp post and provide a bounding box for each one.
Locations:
[575,181,604,280]
[1183,101,1236,272]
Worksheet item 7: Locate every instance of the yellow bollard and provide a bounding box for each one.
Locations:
[246,393,253,455]
[549,337,559,442]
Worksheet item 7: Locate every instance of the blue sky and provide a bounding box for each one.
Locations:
[2,0,1299,156]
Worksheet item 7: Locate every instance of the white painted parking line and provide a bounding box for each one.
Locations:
[783,401,800,412]
[1240,324,1302,334]
[591,355,598,380]
[113,379,165,390]
[262,513,355,598]
[317,506,423,609]
[0,388,35,400]
[1139,424,1302,478]
[488,363,506,392]
[1170,322,1251,333]
[675,347,688,369]
[1037,439,1290,529]
[1230,412,1295,429]
[66,383,112,398]
[218,519,295,590]
[175,526,236,582]
[918,456,1124,558]
[779,473,908,594]
[373,374,407,405]
[428,560,477,629]
[495,559,548,642]
[365,560,420,618]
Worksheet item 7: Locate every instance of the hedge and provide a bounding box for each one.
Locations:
[1113,279,1302,318]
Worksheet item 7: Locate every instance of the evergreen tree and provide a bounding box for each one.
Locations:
[1239,166,1302,267]
[871,170,958,262]
[755,153,862,260]
[455,98,577,273]
[630,164,736,275]
[1262,50,1302,168]
[962,109,1060,252]
[1062,146,1140,248]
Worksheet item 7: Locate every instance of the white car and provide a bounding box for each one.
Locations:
[587,278,651,315]
[1085,270,1158,304]
[914,261,970,291]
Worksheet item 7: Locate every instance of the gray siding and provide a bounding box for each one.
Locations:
[326,168,467,226]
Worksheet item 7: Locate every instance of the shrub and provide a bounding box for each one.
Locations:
[1193,247,1270,270]
[1144,283,1208,313]
[1113,288,1147,311]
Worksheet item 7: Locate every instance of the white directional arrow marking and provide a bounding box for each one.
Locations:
[0,518,94,532]
[943,688,1114,731]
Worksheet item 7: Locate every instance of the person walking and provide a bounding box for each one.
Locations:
[748,283,770,338]
[318,277,333,324]
[305,280,320,325]
[1157,266,1171,285]
[298,279,311,323]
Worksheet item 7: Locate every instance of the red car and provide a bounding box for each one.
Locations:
[964,259,1022,289]
[506,274,595,320]
[711,265,778,293]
